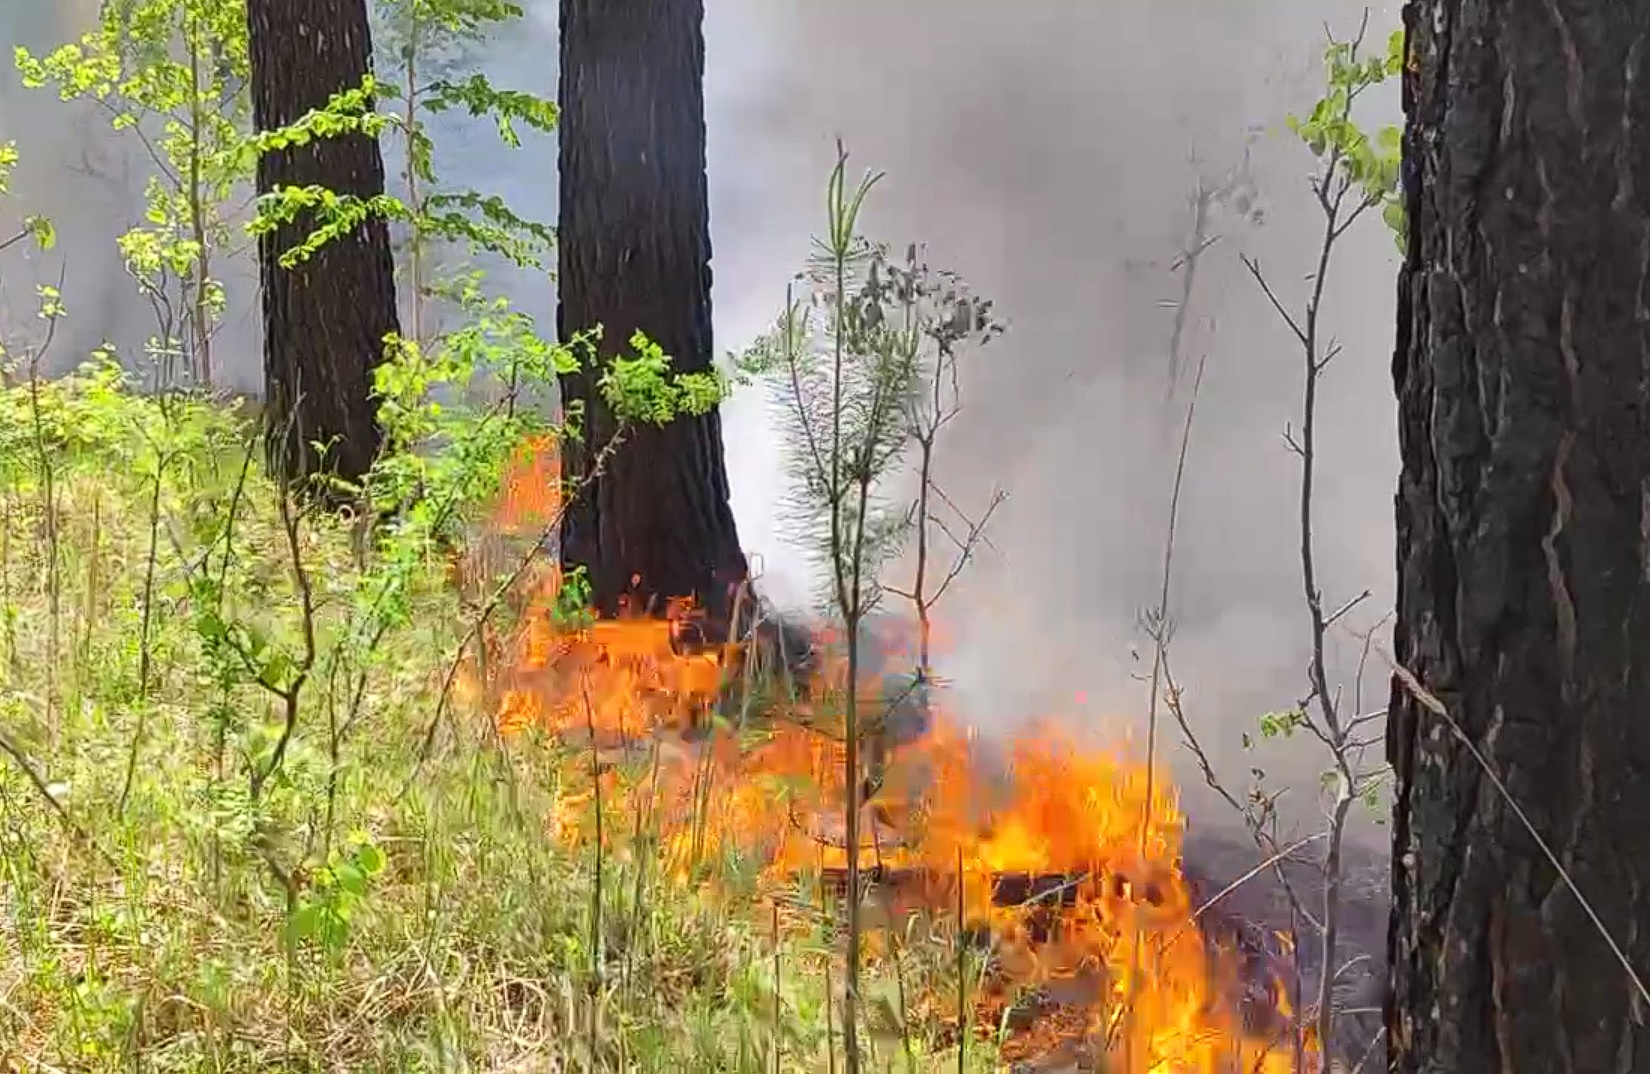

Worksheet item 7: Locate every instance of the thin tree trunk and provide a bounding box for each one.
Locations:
[557,0,747,626]
[248,0,400,487]
[1388,3,1650,1071]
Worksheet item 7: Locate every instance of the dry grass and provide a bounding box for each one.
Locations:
[0,380,1003,1074]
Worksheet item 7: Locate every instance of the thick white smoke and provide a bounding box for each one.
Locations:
[700,1,1403,852]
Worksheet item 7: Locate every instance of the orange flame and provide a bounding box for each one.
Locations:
[471,442,1318,1074]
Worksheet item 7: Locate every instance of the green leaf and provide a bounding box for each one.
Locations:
[286,903,325,944]
[1258,707,1305,739]
[356,841,386,876]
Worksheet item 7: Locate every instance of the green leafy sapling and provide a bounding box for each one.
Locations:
[738,142,1002,1074]
[1237,15,1405,1063]
[370,0,557,342]
[16,0,251,388]
[285,828,387,957]
[737,143,896,1074]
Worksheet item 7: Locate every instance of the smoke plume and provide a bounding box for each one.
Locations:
[702,0,1404,848]
[0,0,1404,844]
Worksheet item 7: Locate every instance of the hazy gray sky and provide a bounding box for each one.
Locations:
[0,0,1405,837]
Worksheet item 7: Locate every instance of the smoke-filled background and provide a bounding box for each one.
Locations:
[0,0,1402,847]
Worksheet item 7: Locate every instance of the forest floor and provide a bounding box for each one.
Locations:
[0,376,1014,1073]
[0,375,1387,1073]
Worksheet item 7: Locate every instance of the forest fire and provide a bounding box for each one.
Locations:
[470,442,1317,1072]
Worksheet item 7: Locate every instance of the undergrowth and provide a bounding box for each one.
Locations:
[1,3,997,1063]
[0,364,996,1073]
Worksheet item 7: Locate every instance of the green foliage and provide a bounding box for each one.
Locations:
[238,69,551,272]
[602,329,727,425]
[0,351,235,484]
[371,0,558,281]
[285,829,388,953]
[241,78,394,157]
[357,277,568,645]
[374,0,530,76]
[15,0,251,383]
[1286,27,1405,246]
[740,145,1001,616]
[0,141,56,252]
[423,71,560,144]
[421,187,556,267]
[247,184,409,267]
[0,337,986,1073]
[1258,706,1305,740]
[236,74,410,268]
[13,0,559,377]
[0,283,67,376]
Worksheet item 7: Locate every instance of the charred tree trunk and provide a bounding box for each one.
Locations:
[1388,3,1650,1071]
[248,0,399,488]
[556,0,748,627]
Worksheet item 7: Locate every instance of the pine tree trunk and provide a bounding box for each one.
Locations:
[248,0,399,488]
[556,0,748,626]
[1388,3,1650,1071]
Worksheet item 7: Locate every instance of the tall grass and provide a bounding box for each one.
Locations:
[0,365,1004,1073]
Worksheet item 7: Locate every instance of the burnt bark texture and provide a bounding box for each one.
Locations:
[248,0,399,488]
[1389,2,1650,1072]
[557,0,748,626]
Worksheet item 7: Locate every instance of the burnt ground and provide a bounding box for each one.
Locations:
[1181,828,1389,1070]
[973,833,1388,1073]
[809,817,1389,1070]
[511,604,1392,1068]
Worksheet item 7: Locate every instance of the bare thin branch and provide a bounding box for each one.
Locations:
[0,724,116,869]
[1240,255,1308,345]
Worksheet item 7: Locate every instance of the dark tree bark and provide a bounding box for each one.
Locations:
[556,0,748,626]
[1388,3,1650,1071]
[248,0,399,487]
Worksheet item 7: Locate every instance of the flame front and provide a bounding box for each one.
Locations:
[470,446,1317,1073]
